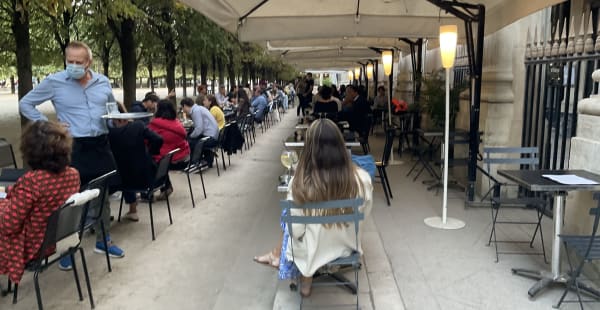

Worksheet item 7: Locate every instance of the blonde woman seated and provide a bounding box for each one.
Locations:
[254,119,373,297]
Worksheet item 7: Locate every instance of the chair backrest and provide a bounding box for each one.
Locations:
[35,189,100,264]
[482,147,539,170]
[0,138,17,168]
[281,198,365,259]
[84,170,117,220]
[482,146,539,199]
[154,148,179,187]
[382,128,396,165]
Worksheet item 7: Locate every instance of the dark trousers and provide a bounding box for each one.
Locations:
[188,136,219,167]
[72,135,117,243]
[297,94,311,116]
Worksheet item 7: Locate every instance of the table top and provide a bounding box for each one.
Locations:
[498,169,600,192]
[101,112,154,119]
[284,133,361,148]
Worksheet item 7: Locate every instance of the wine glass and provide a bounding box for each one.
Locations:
[280,149,297,184]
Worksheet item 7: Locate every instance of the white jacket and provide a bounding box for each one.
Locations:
[285,168,373,277]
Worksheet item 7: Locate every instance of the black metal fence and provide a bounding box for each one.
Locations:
[522,50,600,170]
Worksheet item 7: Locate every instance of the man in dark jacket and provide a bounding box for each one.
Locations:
[345,85,371,138]
[131,93,160,124]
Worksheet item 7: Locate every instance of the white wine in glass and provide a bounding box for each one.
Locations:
[281,151,293,169]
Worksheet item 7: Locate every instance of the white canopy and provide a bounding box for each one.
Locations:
[179,0,562,69]
[180,0,562,40]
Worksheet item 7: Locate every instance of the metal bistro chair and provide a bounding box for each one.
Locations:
[483,146,548,263]
[376,128,395,206]
[117,149,178,240]
[281,198,364,310]
[0,137,17,169]
[184,140,207,208]
[554,192,600,309]
[82,170,117,272]
[7,189,100,310]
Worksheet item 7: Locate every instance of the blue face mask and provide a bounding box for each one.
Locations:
[66,63,87,80]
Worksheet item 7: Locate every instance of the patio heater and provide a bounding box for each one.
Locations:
[382,50,402,165]
[424,25,466,230]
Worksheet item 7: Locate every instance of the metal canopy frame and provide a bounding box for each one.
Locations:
[426,0,485,202]
[399,38,424,105]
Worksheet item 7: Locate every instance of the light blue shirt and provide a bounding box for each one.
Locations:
[189,104,219,140]
[19,70,116,138]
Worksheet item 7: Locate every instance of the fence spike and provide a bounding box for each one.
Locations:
[552,24,561,56]
[532,26,539,58]
[525,27,531,59]
[595,17,600,53]
[559,19,568,55]
[585,13,595,53]
[567,18,575,55]
[576,12,586,54]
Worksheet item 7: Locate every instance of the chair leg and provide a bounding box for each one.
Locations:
[100,221,112,272]
[12,282,18,304]
[166,194,173,225]
[488,205,500,263]
[117,194,124,222]
[531,204,548,264]
[79,248,95,309]
[221,148,226,171]
[187,173,195,208]
[382,167,393,199]
[378,166,390,206]
[70,253,84,301]
[33,272,43,310]
[199,169,207,199]
[215,154,221,177]
[149,199,156,241]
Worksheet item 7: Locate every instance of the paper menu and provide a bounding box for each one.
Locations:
[542,174,599,185]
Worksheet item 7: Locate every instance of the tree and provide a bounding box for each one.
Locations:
[102,0,142,109]
[3,0,33,115]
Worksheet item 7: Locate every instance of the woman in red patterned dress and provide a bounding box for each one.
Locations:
[0,121,80,284]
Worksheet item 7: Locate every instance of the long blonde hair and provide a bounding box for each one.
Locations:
[291,119,363,228]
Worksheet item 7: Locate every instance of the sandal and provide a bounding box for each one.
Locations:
[253,249,280,268]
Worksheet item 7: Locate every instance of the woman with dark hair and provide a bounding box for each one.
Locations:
[0,121,80,284]
[312,85,340,120]
[148,99,191,170]
[254,119,373,297]
[236,88,251,117]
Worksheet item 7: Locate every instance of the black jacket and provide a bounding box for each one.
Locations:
[220,123,245,155]
[108,121,163,189]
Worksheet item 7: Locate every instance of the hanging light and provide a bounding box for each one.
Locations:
[354,67,360,79]
[348,70,354,80]
[382,50,393,76]
[439,25,458,69]
[366,63,373,79]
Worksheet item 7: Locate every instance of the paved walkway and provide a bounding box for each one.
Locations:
[0,107,586,309]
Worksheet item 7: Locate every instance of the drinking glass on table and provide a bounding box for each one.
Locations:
[280,149,298,183]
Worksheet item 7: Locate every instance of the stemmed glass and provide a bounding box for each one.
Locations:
[280,149,298,184]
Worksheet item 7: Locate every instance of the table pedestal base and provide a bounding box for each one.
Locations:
[512,268,600,301]
[424,216,465,229]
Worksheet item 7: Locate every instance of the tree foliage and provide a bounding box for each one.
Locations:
[0,0,299,107]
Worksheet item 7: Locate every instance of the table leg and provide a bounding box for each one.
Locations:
[511,193,568,298]
[551,193,565,279]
